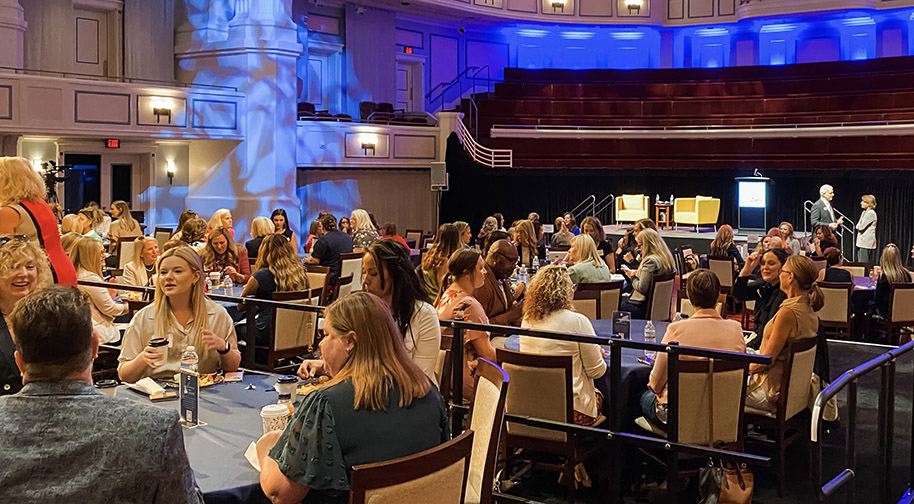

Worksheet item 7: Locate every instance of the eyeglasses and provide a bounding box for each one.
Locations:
[0,235,30,246]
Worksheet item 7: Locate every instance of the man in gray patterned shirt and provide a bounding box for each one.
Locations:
[0,286,203,504]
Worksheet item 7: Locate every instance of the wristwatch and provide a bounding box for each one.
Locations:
[217,340,231,354]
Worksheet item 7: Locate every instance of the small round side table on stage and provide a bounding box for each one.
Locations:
[654,202,673,230]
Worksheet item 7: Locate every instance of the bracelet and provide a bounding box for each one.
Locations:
[217,340,231,355]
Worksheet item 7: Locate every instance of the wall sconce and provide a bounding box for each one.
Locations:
[166,160,176,184]
[31,158,43,172]
[550,0,565,12]
[360,133,377,156]
[626,0,643,14]
[150,97,175,124]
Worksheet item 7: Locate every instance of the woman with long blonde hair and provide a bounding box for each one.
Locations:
[118,246,240,382]
[245,216,275,262]
[565,234,612,287]
[239,234,310,345]
[869,244,913,325]
[707,224,745,270]
[107,200,141,245]
[0,156,77,285]
[259,292,448,503]
[350,208,379,251]
[123,236,158,287]
[620,228,675,319]
[521,265,606,425]
[71,236,127,343]
[514,219,542,268]
[419,223,461,302]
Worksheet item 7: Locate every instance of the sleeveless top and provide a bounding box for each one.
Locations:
[7,202,77,286]
[751,295,818,404]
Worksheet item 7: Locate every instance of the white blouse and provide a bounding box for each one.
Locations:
[404,301,442,386]
[77,270,128,344]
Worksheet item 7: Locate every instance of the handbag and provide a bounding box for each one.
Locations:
[698,359,755,504]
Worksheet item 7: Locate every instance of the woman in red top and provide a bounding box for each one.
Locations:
[0,157,77,286]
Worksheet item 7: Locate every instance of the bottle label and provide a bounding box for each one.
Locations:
[180,368,199,426]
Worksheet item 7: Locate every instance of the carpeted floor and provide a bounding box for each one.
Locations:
[502,339,914,504]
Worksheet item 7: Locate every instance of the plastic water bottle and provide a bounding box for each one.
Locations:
[532,256,540,272]
[224,276,233,295]
[180,345,200,426]
[644,320,657,361]
[519,265,528,285]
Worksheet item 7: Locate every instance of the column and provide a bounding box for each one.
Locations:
[0,0,25,70]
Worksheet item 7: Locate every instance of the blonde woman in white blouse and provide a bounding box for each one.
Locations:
[71,236,128,343]
[123,236,158,287]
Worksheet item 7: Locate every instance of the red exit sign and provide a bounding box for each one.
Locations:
[106,138,120,148]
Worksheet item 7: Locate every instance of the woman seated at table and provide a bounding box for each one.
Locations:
[170,210,198,241]
[419,223,461,303]
[870,244,913,322]
[565,234,613,287]
[580,216,614,262]
[245,216,275,263]
[123,236,158,288]
[76,208,104,241]
[435,248,497,403]
[118,246,241,382]
[60,214,81,234]
[514,219,545,268]
[303,219,321,254]
[238,234,309,345]
[361,239,440,382]
[350,208,379,252]
[641,269,746,428]
[746,255,822,412]
[477,216,498,245]
[261,292,448,504]
[71,236,128,344]
[780,221,801,256]
[734,248,789,349]
[704,224,745,270]
[619,229,675,319]
[201,226,251,285]
[563,212,580,235]
[179,218,207,251]
[551,216,573,248]
[809,225,838,257]
[338,215,352,236]
[0,238,52,396]
[106,200,142,251]
[271,208,298,252]
[453,220,472,248]
[207,208,235,240]
[818,247,852,283]
[616,218,656,269]
[60,232,81,257]
[520,265,606,425]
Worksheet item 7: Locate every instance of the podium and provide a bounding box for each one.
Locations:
[735,177,770,231]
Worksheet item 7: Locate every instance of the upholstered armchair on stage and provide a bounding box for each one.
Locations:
[674,196,721,231]
[615,194,650,223]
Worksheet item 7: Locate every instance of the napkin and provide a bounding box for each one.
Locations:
[127,377,166,395]
[245,442,261,472]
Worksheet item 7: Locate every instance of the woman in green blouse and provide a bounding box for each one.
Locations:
[256,292,449,504]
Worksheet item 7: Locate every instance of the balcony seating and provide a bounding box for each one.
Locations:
[674,196,721,230]
[614,194,649,223]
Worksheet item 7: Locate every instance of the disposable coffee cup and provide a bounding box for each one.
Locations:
[148,337,169,368]
[95,379,118,397]
[275,375,298,397]
[261,404,291,434]
[209,272,221,284]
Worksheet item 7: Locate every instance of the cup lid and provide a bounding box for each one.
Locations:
[149,338,168,347]
[261,404,290,417]
[277,375,298,384]
[95,379,118,388]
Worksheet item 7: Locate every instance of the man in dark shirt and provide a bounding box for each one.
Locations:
[304,213,353,282]
[0,286,203,504]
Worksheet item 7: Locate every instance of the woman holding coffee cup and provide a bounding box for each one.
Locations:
[256,292,448,503]
[0,238,52,395]
[200,226,250,285]
[117,246,240,382]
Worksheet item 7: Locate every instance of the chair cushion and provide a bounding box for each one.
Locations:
[618,209,647,221]
[622,194,644,209]
[676,211,699,224]
[744,405,776,418]
[635,416,668,438]
[696,195,713,201]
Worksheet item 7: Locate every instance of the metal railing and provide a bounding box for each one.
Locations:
[594,194,616,225]
[79,279,324,369]
[803,200,858,261]
[426,65,496,114]
[441,319,772,503]
[811,339,914,504]
[489,119,914,133]
[456,115,513,168]
[567,195,596,224]
[0,65,238,91]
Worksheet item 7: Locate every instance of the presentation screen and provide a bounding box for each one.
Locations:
[738,181,767,208]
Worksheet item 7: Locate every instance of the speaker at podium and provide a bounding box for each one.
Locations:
[735,176,770,232]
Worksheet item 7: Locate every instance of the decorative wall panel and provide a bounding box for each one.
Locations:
[75,91,129,124]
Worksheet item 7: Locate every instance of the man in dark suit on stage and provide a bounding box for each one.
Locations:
[810,184,844,230]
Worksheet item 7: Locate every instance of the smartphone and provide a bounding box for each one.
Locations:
[612,311,632,339]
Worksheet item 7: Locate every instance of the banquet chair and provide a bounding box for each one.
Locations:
[153,227,172,252]
[335,274,354,301]
[340,252,363,292]
[810,257,827,274]
[676,293,727,318]
[673,196,720,231]
[839,261,866,278]
[707,255,736,313]
[263,289,322,372]
[496,347,600,503]
[875,283,914,345]
[547,245,569,264]
[116,237,137,270]
[615,194,649,223]
[465,359,510,504]
[571,289,601,320]
[576,280,623,318]
[744,337,818,497]
[436,334,453,404]
[405,228,424,246]
[741,299,756,330]
[817,281,854,340]
[645,273,676,322]
[303,265,330,302]
[349,430,474,504]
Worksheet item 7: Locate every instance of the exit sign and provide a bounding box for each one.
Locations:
[106,139,120,149]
